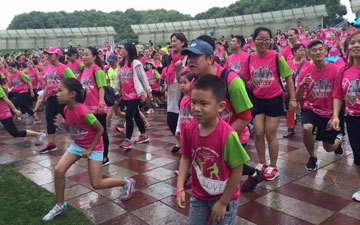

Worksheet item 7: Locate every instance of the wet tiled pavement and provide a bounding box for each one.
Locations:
[1,108,360,225]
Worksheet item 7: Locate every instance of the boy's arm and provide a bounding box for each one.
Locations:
[176,155,191,208]
[211,165,243,221]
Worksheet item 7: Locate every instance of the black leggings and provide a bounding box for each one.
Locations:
[346,116,360,166]
[124,99,145,139]
[1,117,26,137]
[13,92,34,116]
[167,112,179,136]
[95,114,109,159]
[45,96,65,135]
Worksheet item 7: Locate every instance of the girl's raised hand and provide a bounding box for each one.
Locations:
[54,113,65,125]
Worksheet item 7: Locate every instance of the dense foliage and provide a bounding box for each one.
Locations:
[8,0,347,43]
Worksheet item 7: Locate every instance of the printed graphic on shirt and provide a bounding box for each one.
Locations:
[191,147,228,196]
[71,68,80,78]
[345,78,360,106]
[230,61,242,74]
[68,124,88,140]
[251,65,274,88]
[180,106,193,124]
[219,107,232,124]
[311,77,333,99]
[47,71,60,87]
[81,76,95,93]
[12,77,21,86]
[120,68,132,82]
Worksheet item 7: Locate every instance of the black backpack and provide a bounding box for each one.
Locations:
[92,70,116,107]
[220,68,255,119]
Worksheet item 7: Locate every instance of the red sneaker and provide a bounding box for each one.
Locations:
[120,138,132,149]
[134,134,149,144]
[255,163,268,173]
[264,166,279,181]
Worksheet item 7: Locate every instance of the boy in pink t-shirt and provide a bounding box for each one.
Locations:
[224,36,249,74]
[176,75,249,225]
[296,40,343,171]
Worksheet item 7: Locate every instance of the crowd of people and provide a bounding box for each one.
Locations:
[0,20,359,224]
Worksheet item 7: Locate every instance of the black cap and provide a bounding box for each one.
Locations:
[67,47,78,56]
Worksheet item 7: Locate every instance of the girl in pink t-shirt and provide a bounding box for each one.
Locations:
[114,43,152,149]
[42,78,135,222]
[145,61,161,111]
[330,30,360,201]
[81,46,110,166]
[0,76,45,145]
[327,33,344,57]
[241,27,297,181]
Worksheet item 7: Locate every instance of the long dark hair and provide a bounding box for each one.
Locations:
[120,43,138,68]
[86,46,103,70]
[62,78,86,103]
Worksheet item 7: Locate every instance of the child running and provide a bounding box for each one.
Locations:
[176,75,250,225]
[42,78,135,221]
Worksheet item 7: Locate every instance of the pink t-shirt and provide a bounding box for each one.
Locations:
[43,63,68,96]
[297,62,339,118]
[242,43,255,52]
[333,65,360,116]
[80,65,107,114]
[10,72,28,93]
[338,31,349,44]
[299,32,306,40]
[64,104,103,151]
[327,40,342,57]
[214,49,227,61]
[141,56,150,65]
[224,51,249,74]
[286,59,311,86]
[146,70,159,91]
[26,69,38,89]
[67,59,83,79]
[154,60,162,68]
[301,38,311,47]
[281,45,294,61]
[118,63,138,100]
[241,51,288,99]
[0,86,12,120]
[179,96,193,135]
[181,117,250,201]
[279,39,288,49]
[322,28,335,42]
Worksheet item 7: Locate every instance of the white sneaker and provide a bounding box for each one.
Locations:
[146,108,154,114]
[255,163,267,173]
[352,188,360,201]
[120,177,136,200]
[42,203,67,221]
[35,132,46,146]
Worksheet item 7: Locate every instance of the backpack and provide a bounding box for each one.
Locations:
[92,69,116,107]
[248,52,285,92]
[220,68,255,119]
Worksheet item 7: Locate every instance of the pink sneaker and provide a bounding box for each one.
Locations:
[264,166,279,181]
[134,134,150,144]
[255,163,268,173]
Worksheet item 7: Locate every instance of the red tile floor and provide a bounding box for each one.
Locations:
[1,108,360,225]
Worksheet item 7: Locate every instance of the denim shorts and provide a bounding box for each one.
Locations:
[67,143,103,161]
[188,196,238,225]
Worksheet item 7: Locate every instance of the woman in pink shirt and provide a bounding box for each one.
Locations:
[114,43,152,149]
[81,46,110,166]
[330,30,360,201]
[241,27,297,181]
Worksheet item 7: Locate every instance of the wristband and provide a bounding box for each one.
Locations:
[173,188,185,198]
[290,99,297,101]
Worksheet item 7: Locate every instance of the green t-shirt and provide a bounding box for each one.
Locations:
[94,70,107,88]
[107,66,118,87]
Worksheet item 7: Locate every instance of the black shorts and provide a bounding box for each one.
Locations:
[253,94,284,117]
[152,90,163,97]
[301,108,339,144]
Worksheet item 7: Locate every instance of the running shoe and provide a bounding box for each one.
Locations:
[335,134,345,156]
[241,170,264,192]
[102,157,110,167]
[171,146,180,153]
[120,177,136,200]
[120,138,132,149]
[352,188,360,201]
[264,166,279,181]
[255,163,267,173]
[42,202,67,221]
[146,108,154,114]
[35,132,46,146]
[134,134,149,144]
[40,145,57,154]
[305,157,318,171]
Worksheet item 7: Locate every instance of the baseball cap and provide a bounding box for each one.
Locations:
[145,59,155,67]
[67,47,78,56]
[181,39,214,56]
[107,54,118,62]
[45,47,62,56]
